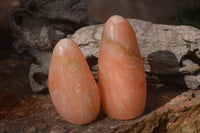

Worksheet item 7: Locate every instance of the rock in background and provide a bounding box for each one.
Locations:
[9,0,89,92]
[10,0,200,93]
[70,19,200,90]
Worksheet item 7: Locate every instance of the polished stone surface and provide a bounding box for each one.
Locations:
[48,39,100,125]
[98,15,146,120]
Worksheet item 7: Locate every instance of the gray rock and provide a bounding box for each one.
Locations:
[21,0,88,23]
[9,0,89,93]
[29,50,51,93]
[10,0,88,53]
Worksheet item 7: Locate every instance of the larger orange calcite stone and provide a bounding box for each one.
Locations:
[48,39,100,125]
[98,15,146,120]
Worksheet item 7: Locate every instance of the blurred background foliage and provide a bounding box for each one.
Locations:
[83,0,200,28]
[173,0,200,29]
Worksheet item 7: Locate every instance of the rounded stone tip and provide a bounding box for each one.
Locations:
[56,38,75,47]
[54,38,77,52]
[103,15,131,41]
[108,15,126,24]
[102,15,138,52]
[52,38,79,58]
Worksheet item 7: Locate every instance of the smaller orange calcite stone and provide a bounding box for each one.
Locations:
[48,39,100,125]
[98,15,146,120]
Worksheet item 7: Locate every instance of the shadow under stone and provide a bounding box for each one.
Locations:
[147,50,187,87]
[145,84,187,114]
[145,50,188,113]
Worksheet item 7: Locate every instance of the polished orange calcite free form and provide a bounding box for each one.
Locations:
[48,39,100,125]
[98,15,146,120]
